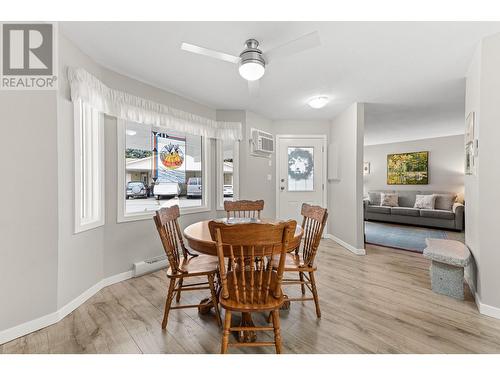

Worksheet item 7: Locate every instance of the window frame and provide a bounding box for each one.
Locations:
[73,99,105,233]
[216,139,240,211]
[117,119,211,223]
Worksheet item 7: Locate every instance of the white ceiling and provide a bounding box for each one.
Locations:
[60,22,500,144]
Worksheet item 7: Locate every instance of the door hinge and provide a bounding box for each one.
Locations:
[322,183,325,190]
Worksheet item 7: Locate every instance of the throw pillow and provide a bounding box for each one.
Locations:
[380,193,399,207]
[414,194,436,209]
[368,192,381,206]
[434,194,456,211]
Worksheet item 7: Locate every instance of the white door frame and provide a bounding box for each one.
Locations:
[275,134,328,219]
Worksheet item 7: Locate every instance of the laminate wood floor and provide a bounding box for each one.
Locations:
[2,240,500,354]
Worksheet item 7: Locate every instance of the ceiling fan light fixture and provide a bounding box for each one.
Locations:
[238,39,266,81]
[307,96,330,109]
[239,60,265,81]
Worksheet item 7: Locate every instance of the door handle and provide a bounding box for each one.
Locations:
[280,186,285,191]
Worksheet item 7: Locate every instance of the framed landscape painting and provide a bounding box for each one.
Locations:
[387,151,429,185]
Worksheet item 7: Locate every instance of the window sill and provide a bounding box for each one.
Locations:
[117,205,211,223]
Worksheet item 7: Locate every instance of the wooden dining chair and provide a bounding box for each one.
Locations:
[224,200,264,220]
[209,220,296,354]
[154,205,222,330]
[273,203,328,318]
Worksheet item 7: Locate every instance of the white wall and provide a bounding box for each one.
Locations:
[57,33,105,309]
[56,33,223,308]
[364,135,465,196]
[272,120,331,137]
[465,32,500,317]
[328,103,365,252]
[0,91,59,332]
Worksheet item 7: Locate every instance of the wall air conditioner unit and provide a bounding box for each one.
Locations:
[250,128,274,156]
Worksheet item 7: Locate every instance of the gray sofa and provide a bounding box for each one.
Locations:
[364,190,464,231]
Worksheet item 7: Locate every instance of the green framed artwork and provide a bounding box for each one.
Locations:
[387,151,429,185]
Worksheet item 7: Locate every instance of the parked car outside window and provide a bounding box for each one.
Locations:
[187,177,202,198]
[223,184,233,197]
[126,181,148,199]
[154,182,181,200]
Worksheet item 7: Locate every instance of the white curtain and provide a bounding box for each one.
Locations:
[67,67,242,141]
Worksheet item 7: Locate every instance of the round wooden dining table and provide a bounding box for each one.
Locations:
[183,218,303,255]
[183,218,303,343]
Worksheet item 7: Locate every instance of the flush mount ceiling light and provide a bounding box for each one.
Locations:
[307,96,330,109]
[126,130,137,136]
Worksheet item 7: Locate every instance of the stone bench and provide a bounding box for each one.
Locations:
[423,238,471,300]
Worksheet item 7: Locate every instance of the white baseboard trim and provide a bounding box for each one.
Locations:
[325,233,366,255]
[0,270,134,345]
[475,293,500,320]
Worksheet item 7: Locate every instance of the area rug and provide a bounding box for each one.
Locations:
[364,221,461,253]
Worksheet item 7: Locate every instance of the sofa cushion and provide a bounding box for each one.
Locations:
[390,207,420,217]
[380,193,399,207]
[414,194,436,209]
[368,192,381,206]
[434,193,456,211]
[420,209,455,220]
[367,205,391,214]
[397,191,418,207]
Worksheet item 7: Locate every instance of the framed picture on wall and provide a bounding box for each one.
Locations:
[387,151,429,185]
[465,112,475,144]
[465,112,476,175]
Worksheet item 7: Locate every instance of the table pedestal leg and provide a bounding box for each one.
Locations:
[237,312,257,343]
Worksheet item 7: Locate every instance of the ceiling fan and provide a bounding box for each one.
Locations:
[180,31,321,95]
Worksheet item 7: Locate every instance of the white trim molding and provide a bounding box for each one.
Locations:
[325,233,366,255]
[0,270,133,346]
[475,293,500,320]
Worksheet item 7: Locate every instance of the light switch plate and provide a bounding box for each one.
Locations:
[267,174,272,181]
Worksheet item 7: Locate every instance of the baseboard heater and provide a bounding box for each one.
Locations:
[133,255,168,277]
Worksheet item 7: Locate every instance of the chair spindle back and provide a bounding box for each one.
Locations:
[224,200,264,220]
[154,205,188,274]
[299,203,328,266]
[209,221,296,305]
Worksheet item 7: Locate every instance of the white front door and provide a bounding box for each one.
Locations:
[276,135,326,223]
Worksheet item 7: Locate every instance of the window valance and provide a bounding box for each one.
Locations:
[67,67,242,141]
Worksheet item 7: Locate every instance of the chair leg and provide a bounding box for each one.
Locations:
[176,277,183,303]
[208,274,222,328]
[271,309,282,354]
[162,278,176,329]
[266,311,273,323]
[221,310,232,354]
[309,271,321,318]
[299,272,306,295]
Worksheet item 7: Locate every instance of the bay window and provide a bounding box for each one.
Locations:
[217,139,239,210]
[117,119,209,222]
[74,99,105,233]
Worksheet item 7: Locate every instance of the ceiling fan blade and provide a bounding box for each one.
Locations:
[248,80,260,96]
[181,42,240,64]
[264,31,321,63]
